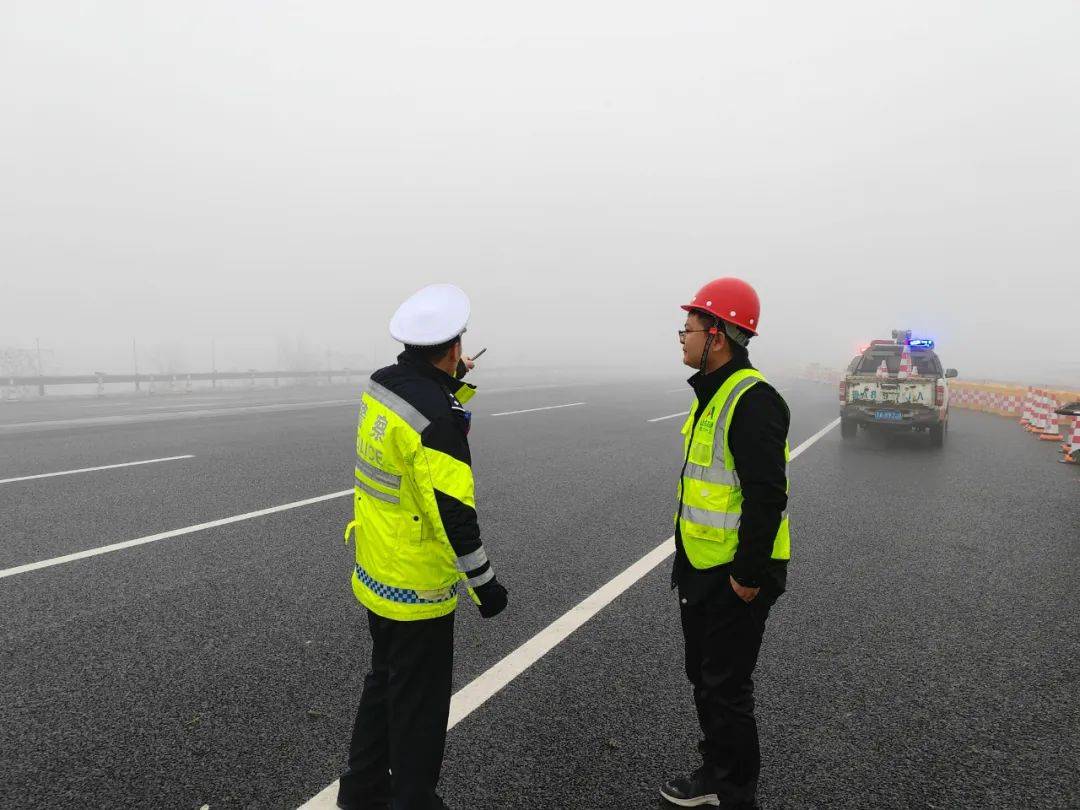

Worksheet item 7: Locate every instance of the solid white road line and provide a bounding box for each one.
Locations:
[490,402,585,417]
[86,398,227,408]
[142,402,289,411]
[0,455,195,486]
[446,540,674,728]
[790,418,840,460]
[296,416,841,809]
[0,490,353,581]
[0,400,358,432]
[483,383,577,395]
[647,410,689,423]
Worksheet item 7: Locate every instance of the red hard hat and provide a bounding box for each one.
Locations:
[681,277,761,336]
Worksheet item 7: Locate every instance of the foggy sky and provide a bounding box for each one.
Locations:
[3,1,1078,384]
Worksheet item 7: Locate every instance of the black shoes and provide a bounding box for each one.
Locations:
[335,796,388,810]
[659,767,758,809]
[336,795,448,810]
[660,767,721,807]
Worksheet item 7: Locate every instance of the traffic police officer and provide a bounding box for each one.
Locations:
[336,283,508,810]
[660,278,791,809]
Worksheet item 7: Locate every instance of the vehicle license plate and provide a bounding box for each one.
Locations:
[874,410,902,421]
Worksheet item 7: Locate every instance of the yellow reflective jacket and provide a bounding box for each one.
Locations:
[344,353,494,621]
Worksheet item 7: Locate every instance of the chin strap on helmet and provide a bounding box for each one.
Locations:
[698,316,721,372]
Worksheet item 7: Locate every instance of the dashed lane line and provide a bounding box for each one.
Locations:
[490,402,585,417]
[790,418,840,460]
[0,490,353,581]
[0,400,359,432]
[0,455,195,486]
[647,410,690,423]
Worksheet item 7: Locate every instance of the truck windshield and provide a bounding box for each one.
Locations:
[856,347,942,375]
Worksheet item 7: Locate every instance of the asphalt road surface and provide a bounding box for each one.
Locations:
[1,373,1077,809]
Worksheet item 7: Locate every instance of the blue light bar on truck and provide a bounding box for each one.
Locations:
[908,339,935,350]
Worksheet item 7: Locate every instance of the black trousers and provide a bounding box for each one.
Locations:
[338,609,455,810]
[680,582,778,804]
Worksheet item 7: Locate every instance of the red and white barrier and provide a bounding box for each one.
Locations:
[950,386,1025,417]
[1019,389,1036,427]
[1027,390,1047,433]
[1062,416,1080,465]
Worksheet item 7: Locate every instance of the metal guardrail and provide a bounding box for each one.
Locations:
[2,369,367,397]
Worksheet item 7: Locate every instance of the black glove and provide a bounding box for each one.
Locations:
[474,577,508,618]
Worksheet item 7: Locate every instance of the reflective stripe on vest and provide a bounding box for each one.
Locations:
[355,456,402,488]
[683,463,739,486]
[465,568,495,589]
[455,547,488,572]
[354,477,400,504]
[681,504,741,530]
[354,563,457,604]
[683,505,790,529]
[365,379,431,434]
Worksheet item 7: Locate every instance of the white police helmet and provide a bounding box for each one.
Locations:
[389,283,471,346]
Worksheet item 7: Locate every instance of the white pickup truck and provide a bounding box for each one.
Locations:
[839,334,958,446]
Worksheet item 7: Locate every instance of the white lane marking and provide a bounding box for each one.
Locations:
[0,400,358,431]
[296,416,841,810]
[446,539,674,728]
[647,410,689,423]
[141,402,282,411]
[483,383,578,395]
[790,417,840,460]
[490,402,585,417]
[0,455,195,486]
[0,490,353,580]
[665,387,688,393]
[85,400,217,409]
[84,397,237,407]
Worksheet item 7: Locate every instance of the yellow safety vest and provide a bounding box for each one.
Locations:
[344,378,479,621]
[676,368,791,569]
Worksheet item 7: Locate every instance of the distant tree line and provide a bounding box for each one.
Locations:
[0,346,40,378]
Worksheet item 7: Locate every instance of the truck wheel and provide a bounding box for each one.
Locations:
[930,423,946,447]
[841,418,857,440]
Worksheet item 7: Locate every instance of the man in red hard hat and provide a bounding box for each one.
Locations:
[660,278,791,809]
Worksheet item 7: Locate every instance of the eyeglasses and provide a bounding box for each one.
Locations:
[677,329,709,342]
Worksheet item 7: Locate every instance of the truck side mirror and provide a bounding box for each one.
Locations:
[945,369,958,378]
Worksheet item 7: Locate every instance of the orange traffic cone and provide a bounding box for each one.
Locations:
[1061,416,1080,464]
[897,346,913,380]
